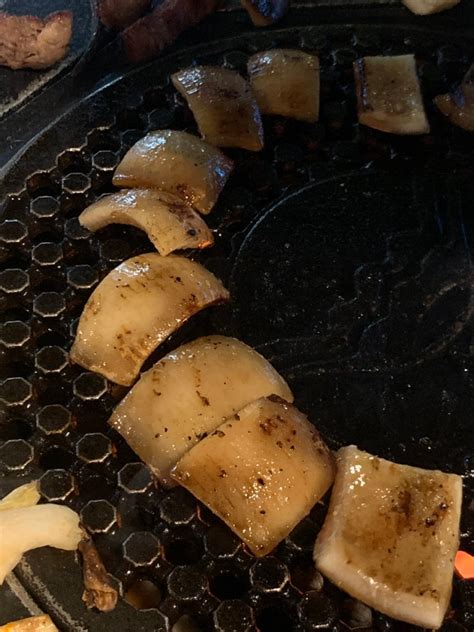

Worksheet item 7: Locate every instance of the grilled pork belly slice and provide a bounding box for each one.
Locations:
[435,63,474,132]
[402,0,460,15]
[241,0,290,26]
[172,396,335,556]
[70,254,229,386]
[109,337,293,486]
[314,446,462,630]
[79,189,214,256]
[172,66,264,151]
[0,11,72,70]
[113,130,233,214]
[354,54,430,135]
[248,49,320,122]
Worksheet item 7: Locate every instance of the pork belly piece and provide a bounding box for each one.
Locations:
[241,0,289,26]
[172,66,264,151]
[248,49,320,122]
[98,0,150,30]
[113,130,233,215]
[109,336,293,486]
[79,189,214,255]
[314,446,462,630]
[122,0,219,64]
[0,11,72,70]
[435,63,474,132]
[354,54,430,134]
[172,396,335,556]
[0,616,58,632]
[402,0,461,15]
[70,254,229,386]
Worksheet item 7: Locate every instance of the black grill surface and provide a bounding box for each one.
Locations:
[0,10,473,632]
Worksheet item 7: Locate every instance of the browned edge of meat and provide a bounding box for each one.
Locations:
[0,11,72,70]
[98,0,150,31]
[122,0,219,65]
[78,531,118,612]
[241,0,290,26]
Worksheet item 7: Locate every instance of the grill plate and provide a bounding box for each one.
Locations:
[0,14,473,632]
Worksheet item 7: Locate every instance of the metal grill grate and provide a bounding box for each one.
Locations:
[0,19,473,632]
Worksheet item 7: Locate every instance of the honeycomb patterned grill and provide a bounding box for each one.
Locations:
[0,23,473,632]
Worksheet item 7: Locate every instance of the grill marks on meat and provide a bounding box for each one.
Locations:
[0,11,72,70]
[122,0,219,64]
[98,0,150,31]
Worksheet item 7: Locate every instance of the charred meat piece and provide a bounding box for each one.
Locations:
[435,63,474,132]
[79,189,214,256]
[0,11,72,70]
[172,396,335,556]
[78,533,118,612]
[113,130,233,215]
[241,0,289,26]
[122,0,219,65]
[172,66,264,151]
[109,336,293,486]
[314,446,462,630]
[402,0,460,15]
[98,0,150,31]
[354,54,429,135]
[70,254,229,386]
[248,49,320,122]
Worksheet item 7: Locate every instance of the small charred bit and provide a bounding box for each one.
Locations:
[0,11,72,70]
[240,0,289,26]
[434,63,474,132]
[122,0,219,65]
[78,532,118,612]
[98,0,149,30]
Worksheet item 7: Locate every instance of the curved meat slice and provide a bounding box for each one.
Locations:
[172,396,335,556]
[113,130,233,215]
[172,66,264,151]
[434,63,474,132]
[79,189,214,256]
[0,11,72,70]
[109,336,293,485]
[241,0,289,26]
[70,254,229,386]
[314,446,462,630]
[0,504,82,584]
[354,54,429,135]
[248,49,320,122]
[402,0,460,14]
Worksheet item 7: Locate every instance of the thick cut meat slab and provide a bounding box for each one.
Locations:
[122,0,218,64]
[314,446,462,629]
[173,396,335,556]
[0,11,72,70]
